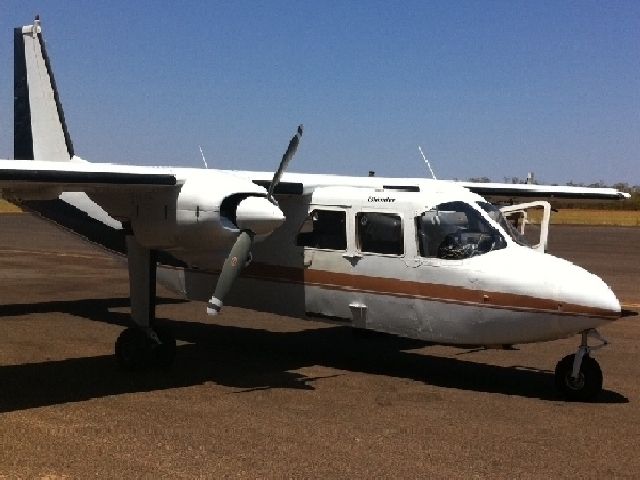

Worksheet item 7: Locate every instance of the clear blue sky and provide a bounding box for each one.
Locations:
[1,1,638,185]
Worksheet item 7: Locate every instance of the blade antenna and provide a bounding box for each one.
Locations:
[199,145,209,169]
[418,145,437,180]
[267,125,303,203]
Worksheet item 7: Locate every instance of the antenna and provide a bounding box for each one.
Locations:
[418,145,437,180]
[198,145,209,169]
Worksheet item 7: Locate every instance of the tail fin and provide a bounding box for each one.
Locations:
[14,17,75,161]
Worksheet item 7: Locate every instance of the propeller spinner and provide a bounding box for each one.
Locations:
[206,125,303,316]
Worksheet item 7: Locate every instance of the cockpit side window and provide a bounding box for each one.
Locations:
[356,212,403,255]
[296,209,347,250]
[416,201,506,259]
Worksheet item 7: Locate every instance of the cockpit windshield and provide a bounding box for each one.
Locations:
[477,202,531,247]
[416,201,507,260]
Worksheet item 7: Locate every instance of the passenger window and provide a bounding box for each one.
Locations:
[297,209,347,250]
[417,201,505,259]
[356,212,403,255]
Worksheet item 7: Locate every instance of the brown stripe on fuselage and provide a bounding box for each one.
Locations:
[238,262,620,320]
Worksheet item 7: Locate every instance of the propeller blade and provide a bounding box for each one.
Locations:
[267,124,303,201]
[208,126,303,315]
[207,231,253,316]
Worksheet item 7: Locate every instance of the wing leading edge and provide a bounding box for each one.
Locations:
[0,160,178,193]
[458,182,631,203]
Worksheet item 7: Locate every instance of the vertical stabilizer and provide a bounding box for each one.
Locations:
[14,17,75,161]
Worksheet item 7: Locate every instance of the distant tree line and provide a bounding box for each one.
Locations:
[466,177,640,210]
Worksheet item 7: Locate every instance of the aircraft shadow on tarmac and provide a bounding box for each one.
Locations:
[0,297,628,412]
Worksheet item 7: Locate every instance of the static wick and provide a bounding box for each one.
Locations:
[199,145,208,169]
[418,145,437,180]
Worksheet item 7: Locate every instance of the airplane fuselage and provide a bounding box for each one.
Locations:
[142,171,620,346]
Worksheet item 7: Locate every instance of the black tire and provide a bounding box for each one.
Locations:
[555,353,603,401]
[150,325,176,370]
[115,327,149,370]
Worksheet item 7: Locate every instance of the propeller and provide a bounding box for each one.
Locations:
[207,125,304,316]
[267,125,303,203]
[207,230,253,315]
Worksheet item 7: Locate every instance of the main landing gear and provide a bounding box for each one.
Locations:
[114,236,176,370]
[115,325,176,370]
[555,329,607,401]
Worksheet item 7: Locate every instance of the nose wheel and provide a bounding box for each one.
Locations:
[555,329,607,401]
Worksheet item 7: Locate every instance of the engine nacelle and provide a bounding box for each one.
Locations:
[141,170,285,268]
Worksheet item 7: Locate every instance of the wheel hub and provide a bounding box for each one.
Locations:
[565,372,585,391]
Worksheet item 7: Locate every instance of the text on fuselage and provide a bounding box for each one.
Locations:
[367,196,396,203]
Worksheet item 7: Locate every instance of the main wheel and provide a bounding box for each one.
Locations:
[115,327,149,370]
[555,354,603,401]
[150,325,176,369]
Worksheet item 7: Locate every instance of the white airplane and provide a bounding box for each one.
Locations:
[1,18,631,401]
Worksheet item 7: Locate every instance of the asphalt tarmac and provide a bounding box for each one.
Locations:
[0,213,638,478]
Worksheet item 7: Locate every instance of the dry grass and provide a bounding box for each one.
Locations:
[0,199,22,213]
[529,209,640,226]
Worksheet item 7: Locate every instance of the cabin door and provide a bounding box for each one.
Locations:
[297,207,355,321]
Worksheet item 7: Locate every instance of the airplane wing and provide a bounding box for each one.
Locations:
[242,171,630,204]
[456,182,631,203]
[0,160,178,192]
[0,160,182,252]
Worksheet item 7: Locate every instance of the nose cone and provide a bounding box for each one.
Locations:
[558,259,621,318]
[235,196,286,236]
[475,247,621,321]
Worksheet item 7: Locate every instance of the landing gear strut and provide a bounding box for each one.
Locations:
[555,329,607,401]
[115,235,176,370]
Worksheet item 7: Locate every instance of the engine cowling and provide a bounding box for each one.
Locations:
[235,196,285,235]
[149,171,285,268]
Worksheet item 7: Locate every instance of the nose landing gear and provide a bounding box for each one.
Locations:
[555,329,607,401]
